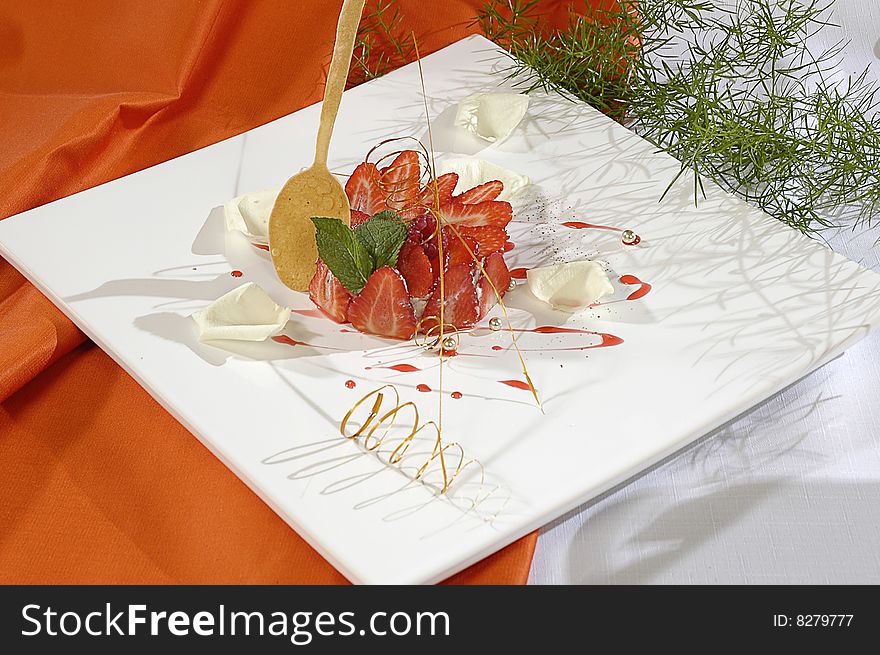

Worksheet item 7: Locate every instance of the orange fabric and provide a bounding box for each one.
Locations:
[0,0,569,583]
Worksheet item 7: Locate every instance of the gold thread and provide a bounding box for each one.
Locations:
[331,35,541,500]
[414,317,462,350]
[442,221,543,411]
[365,137,432,214]
[413,35,451,484]
[340,384,484,494]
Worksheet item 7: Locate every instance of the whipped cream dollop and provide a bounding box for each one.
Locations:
[455,93,529,143]
[527,261,613,312]
[224,189,279,243]
[192,282,291,342]
[439,158,530,201]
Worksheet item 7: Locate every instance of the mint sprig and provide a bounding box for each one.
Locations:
[311,217,373,294]
[311,211,408,295]
[354,211,408,270]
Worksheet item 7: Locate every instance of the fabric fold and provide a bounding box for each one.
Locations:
[0,261,85,402]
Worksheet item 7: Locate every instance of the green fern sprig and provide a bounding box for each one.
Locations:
[479,0,880,233]
[349,0,414,88]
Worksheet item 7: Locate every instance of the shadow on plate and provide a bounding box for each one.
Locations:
[261,432,517,533]
[65,205,375,366]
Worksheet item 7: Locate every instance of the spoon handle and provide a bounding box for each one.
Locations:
[314,0,367,169]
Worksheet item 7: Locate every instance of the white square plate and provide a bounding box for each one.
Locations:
[2,36,879,583]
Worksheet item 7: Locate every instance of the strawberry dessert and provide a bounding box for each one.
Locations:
[308,150,513,340]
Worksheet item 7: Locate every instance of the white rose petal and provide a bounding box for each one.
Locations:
[438,158,530,201]
[223,189,279,243]
[527,261,614,312]
[454,93,529,143]
[192,282,291,342]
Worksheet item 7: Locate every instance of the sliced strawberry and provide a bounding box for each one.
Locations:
[456,225,508,254]
[397,241,434,298]
[423,228,448,285]
[308,260,352,323]
[445,228,480,268]
[350,209,370,227]
[479,252,511,318]
[348,267,417,340]
[380,150,421,211]
[455,180,504,204]
[400,206,426,222]
[422,263,480,330]
[419,172,458,208]
[345,162,386,215]
[438,199,513,228]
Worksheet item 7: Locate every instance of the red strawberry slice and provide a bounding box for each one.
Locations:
[419,172,458,208]
[422,263,480,330]
[455,180,504,204]
[439,199,513,228]
[478,252,511,318]
[380,150,421,211]
[350,209,370,227]
[456,225,508,254]
[423,228,448,285]
[348,267,417,340]
[308,260,352,323]
[446,228,480,268]
[397,241,434,298]
[345,162,386,215]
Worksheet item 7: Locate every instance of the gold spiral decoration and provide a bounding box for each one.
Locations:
[414,316,462,349]
[340,385,484,494]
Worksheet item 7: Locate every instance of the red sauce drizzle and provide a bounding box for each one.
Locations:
[366,363,420,373]
[255,244,270,251]
[271,335,343,351]
[345,379,356,389]
[512,335,623,352]
[521,325,591,334]
[451,391,463,399]
[599,333,625,347]
[416,383,431,393]
[272,335,302,347]
[499,379,532,391]
[230,270,243,278]
[292,308,326,318]
[619,274,652,300]
[491,345,503,351]
[562,221,623,232]
[495,326,625,352]
[510,267,529,280]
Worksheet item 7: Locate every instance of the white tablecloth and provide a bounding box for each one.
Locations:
[529,0,880,584]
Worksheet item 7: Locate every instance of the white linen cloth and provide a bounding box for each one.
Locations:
[530,0,880,584]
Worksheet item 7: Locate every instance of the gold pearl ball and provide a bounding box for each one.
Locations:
[621,229,640,245]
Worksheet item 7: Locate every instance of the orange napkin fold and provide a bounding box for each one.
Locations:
[0,0,587,583]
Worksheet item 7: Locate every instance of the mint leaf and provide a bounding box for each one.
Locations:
[310,212,408,295]
[354,211,408,270]
[311,217,374,294]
